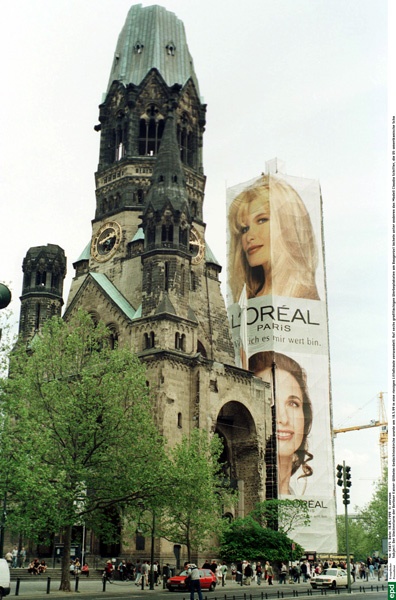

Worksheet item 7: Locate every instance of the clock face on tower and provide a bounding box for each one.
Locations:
[189,227,205,265]
[91,221,122,262]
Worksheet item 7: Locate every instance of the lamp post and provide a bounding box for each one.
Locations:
[149,511,156,590]
[336,462,352,594]
[0,490,7,558]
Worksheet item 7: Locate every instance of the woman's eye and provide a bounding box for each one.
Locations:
[288,398,301,408]
[241,225,249,234]
[257,217,269,224]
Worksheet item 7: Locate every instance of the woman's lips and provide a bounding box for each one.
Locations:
[247,245,262,255]
[276,430,294,440]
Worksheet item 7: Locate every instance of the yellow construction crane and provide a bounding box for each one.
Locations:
[333,392,388,479]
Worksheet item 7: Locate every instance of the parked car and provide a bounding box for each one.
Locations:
[310,568,348,589]
[0,558,11,599]
[166,568,217,592]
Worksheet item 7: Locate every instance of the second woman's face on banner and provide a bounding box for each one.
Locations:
[256,367,305,459]
[240,197,271,270]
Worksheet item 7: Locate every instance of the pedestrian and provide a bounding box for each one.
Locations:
[244,562,253,585]
[18,547,26,568]
[279,562,287,584]
[188,564,203,600]
[265,561,273,585]
[220,562,228,586]
[256,562,263,585]
[11,547,18,568]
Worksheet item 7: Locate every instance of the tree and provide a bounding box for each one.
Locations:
[251,499,311,534]
[219,515,304,563]
[1,310,168,591]
[337,472,388,560]
[356,472,388,556]
[158,429,235,562]
[336,515,370,560]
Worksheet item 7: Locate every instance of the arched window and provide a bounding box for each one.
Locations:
[197,340,207,358]
[36,271,46,287]
[144,332,155,349]
[175,332,180,349]
[138,105,165,156]
[180,334,186,352]
[177,412,182,428]
[161,224,174,243]
[107,325,119,350]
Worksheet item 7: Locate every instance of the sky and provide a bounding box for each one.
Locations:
[0,1,391,520]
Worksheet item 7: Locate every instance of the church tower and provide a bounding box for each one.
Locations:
[18,244,66,344]
[35,4,272,561]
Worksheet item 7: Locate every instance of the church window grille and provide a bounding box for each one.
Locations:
[112,125,126,163]
[36,271,46,287]
[51,272,59,289]
[137,189,145,204]
[164,261,169,291]
[134,41,144,54]
[138,106,164,156]
[147,225,155,246]
[166,42,176,56]
[179,227,188,247]
[161,224,174,244]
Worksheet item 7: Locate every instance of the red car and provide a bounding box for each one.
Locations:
[166,569,217,592]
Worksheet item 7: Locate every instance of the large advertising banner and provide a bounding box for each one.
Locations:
[226,166,337,553]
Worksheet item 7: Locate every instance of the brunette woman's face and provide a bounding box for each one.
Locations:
[239,197,271,269]
[256,367,305,458]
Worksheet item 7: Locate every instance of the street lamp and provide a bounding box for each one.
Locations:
[336,462,352,593]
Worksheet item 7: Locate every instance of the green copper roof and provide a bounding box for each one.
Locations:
[131,227,145,242]
[107,4,200,95]
[75,242,91,263]
[90,272,136,320]
[205,243,220,266]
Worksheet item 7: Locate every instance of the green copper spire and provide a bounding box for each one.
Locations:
[107,4,200,95]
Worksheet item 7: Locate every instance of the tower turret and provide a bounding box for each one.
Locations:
[19,244,66,343]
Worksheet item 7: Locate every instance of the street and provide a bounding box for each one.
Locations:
[7,577,388,599]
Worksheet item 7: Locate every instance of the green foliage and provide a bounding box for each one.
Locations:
[219,515,303,562]
[158,428,236,561]
[357,470,387,552]
[0,310,168,589]
[251,499,311,534]
[337,471,388,560]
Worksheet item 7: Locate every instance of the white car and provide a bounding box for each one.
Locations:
[310,568,348,589]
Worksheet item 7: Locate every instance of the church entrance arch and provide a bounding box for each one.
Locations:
[215,401,262,518]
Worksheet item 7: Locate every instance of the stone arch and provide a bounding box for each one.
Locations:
[215,401,262,518]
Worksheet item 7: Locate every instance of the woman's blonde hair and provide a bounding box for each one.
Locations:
[228,175,320,301]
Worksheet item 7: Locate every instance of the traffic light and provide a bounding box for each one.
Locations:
[336,464,343,487]
[342,488,350,505]
[345,466,352,488]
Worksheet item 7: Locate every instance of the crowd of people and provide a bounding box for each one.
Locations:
[2,547,388,585]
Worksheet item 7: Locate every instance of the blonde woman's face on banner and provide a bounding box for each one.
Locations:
[240,197,271,270]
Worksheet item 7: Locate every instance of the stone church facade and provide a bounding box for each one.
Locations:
[18,4,272,562]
